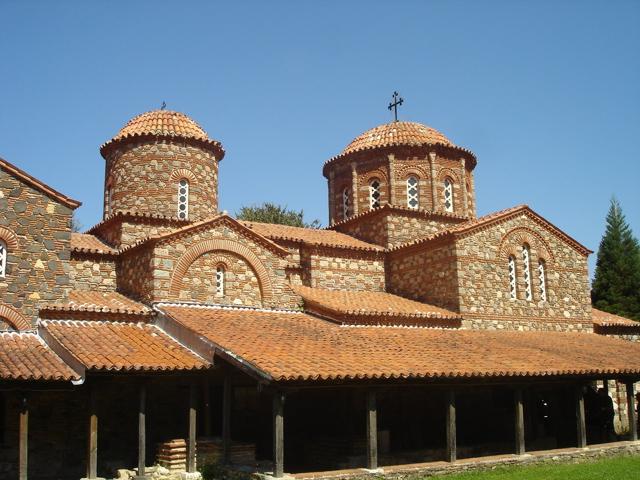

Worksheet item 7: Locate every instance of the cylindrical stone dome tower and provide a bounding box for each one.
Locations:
[323,121,476,225]
[100,110,225,222]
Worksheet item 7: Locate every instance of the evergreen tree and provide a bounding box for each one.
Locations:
[591,198,640,320]
[236,202,321,228]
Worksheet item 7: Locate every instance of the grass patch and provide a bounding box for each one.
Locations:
[435,455,640,480]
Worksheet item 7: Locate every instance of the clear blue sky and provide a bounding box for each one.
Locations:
[1,1,638,276]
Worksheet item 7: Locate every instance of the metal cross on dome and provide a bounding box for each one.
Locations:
[388,91,404,122]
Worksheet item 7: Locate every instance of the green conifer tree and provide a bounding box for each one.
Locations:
[591,198,640,320]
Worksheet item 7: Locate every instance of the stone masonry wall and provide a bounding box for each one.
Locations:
[105,140,219,222]
[302,247,385,292]
[119,220,300,309]
[0,168,74,328]
[69,254,117,292]
[455,213,592,331]
[387,241,460,311]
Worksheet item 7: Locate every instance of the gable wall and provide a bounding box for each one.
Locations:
[455,213,592,331]
[0,169,74,327]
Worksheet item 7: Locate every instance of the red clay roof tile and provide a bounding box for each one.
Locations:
[71,233,118,255]
[0,332,78,381]
[158,304,640,383]
[40,320,210,372]
[41,291,151,316]
[593,308,639,328]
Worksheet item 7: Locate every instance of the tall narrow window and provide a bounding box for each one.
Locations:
[443,178,453,212]
[178,179,189,220]
[369,179,381,209]
[508,256,517,299]
[342,188,351,219]
[522,245,532,301]
[215,266,225,297]
[0,241,6,278]
[406,176,419,209]
[538,260,547,301]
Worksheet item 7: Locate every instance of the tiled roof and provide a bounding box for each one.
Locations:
[0,157,81,209]
[390,205,592,256]
[0,332,78,381]
[292,285,460,326]
[158,304,640,383]
[100,110,225,160]
[342,121,453,155]
[40,320,210,372]
[242,221,383,252]
[41,291,151,316]
[593,309,640,328]
[71,233,117,255]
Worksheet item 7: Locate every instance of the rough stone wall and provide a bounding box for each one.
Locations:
[104,140,219,222]
[334,213,388,247]
[387,241,460,311]
[302,247,385,292]
[69,254,117,292]
[179,251,262,307]
[119,221,300,309]
[0,169,74,327]
[455,213,592,331]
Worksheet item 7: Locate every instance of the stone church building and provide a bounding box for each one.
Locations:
[1,109,639,480]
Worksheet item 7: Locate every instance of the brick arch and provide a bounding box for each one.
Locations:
[436,168,461,184]
[0,227,19,250]
[395,164,430,180]
[0,304,30,331]
[169,239,274,302]
[170,169,196,182]
[361,169,389,184]
[499,227,555,264]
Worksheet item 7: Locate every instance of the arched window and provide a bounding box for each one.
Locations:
[0,240,6,278]
[342,188,351,219]
[215,266,225,297]
[369,179,381,209]
[538,260,547,301]
[508,256,517,299]
[443,178,453,213]
[178,179,189,220]
[522,245,532,301]
[406,176,419,209]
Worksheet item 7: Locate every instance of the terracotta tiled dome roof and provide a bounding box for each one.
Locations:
[101,110,224,159]
[341,121,453,156]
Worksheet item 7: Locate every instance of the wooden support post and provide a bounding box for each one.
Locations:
[366,391,378,470]
[203,378,212,438]
[222,376,232,464]
[187,383,197,473]
[446,390,456,462]
[136,383,147,479]
[576,385,587,448]
[626,381,638,441]
[87,386,99,479]
[514,389,525,455]
[19,395,28,480]
[273,391,285,478]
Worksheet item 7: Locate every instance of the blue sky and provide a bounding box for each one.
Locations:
[1,1,638,276]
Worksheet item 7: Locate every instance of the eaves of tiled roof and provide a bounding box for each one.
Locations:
[593,308,640,328]
[71,233,118,256]
[86,211,189,238]
[0,157,81,209]
[40,291,152,317]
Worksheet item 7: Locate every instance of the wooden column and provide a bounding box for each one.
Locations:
[87,386,98,479]
[626,381,638,441]
[366,391,378,470]
[187,383,197,473]
[137,383,147,478]
[576,385,587,448]
[446,390,456,462]
[514,389,525,455]
[222,376,232,464]
[19,395,28,480]
[273,391,285,478]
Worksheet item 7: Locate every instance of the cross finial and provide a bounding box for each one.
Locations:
[161,101,167,110]
[388,91,404,122]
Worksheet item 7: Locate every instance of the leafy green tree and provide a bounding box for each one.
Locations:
[591,198,640,320]
[236,202,321,228]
